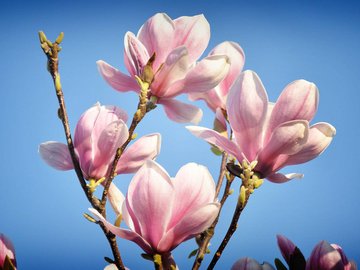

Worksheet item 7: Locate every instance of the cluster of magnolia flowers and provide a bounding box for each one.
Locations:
[0,12,353,270]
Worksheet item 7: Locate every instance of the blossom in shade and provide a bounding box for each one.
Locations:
[97,13,230,124]
[0,233,16,269]
[306,241,357,270]
[231,257,275,270]
[187,70,336,183]
[39,103,161,214]
[189,41,245,112]
[90,160,220,257]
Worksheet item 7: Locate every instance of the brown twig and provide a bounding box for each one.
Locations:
[206,187,251,269]
[39,31,126,270]
[192,171,235,270]
[100,74,152,215]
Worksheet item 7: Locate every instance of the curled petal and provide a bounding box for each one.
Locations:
[266,80,318,141]
[186,126,244,161]
[181,55,230,94]
[0,234,16,268]
[117,133,161,174]
[267,172,304,183]
[39,141,73,171]
[126,160,174,249]
[276,235,297,264]
[88,208,152,254]
[257,120,309,177]
[188,88,223,112]
[227,70,269,161]
[169,163,216,227]
[97,60,140,93]
[137,13,175,69]
[124,32,150,77]
[107,183,125,216]
[160,99,203,124]
[286,122,336,165]
[173,14,210,63]
[157,202,220,252]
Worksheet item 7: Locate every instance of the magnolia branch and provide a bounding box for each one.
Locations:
[207,183,252,269]
[39,31,126,270]
[192,169,235,270]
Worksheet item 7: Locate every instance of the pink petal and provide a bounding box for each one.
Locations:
[267,172,304,183]
[0,234,16,267]
[150,46,190,97]
[209,41,245,98]
[227,70,269,161]
[107,183,125,216]
[180,55,230,95]
[286,122,336,165]
[257,120,309,177]
[186,126,244,161]
[124,31,150,77]
[157,202,220,253]
[137,13,175,70]
[173,14,210,63]
[97,60,140,93]
[88,208,153,254]
[266,80,318,141]
[168,163,216,228]
[126,160,174,249]
[276,235,297,264]
[39,141,73,170]
[90,119,128,179]
[116,133,161,174]
[231,257,263,270]
[159,98,203,124]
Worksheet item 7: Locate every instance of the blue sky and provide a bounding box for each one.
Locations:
[0,0,359,269]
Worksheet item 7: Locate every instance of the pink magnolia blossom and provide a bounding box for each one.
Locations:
[97,13,230,124]
[231,257,275,270]
[39,103,161,214]
[189,41,245,112]
[306,241,357,270]
[0,234,16,269]
[90,160,220,258]
[187,70,336,183]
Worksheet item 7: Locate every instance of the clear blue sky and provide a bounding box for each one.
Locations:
[1,0,359,269]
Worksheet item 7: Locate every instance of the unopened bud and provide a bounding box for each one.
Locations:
[83,213,97,223]
[39,31,47,43]
[55,32,64,44]
[239,186,246,206]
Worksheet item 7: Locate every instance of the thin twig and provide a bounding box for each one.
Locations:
[207,186,252,269]
[100,76,151,214]
[39,31,126,270]
[215,152,228,197]
[192,173,235,270]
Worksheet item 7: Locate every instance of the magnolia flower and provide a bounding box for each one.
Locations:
[189,41,245,112]
[0,234,16,270]
[276,235,297,266]
[307,241,357,270]
[39,103,161,214]
[97,13,230,124]
[231,257,275,270]
[90,160,220,261]
[187,70,336,183]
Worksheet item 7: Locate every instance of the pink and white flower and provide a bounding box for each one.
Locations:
[39,103,161,214]
[90,160,220,257]
[187,70,336,183]
[0,233,16,270]
[97,13,230,124]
